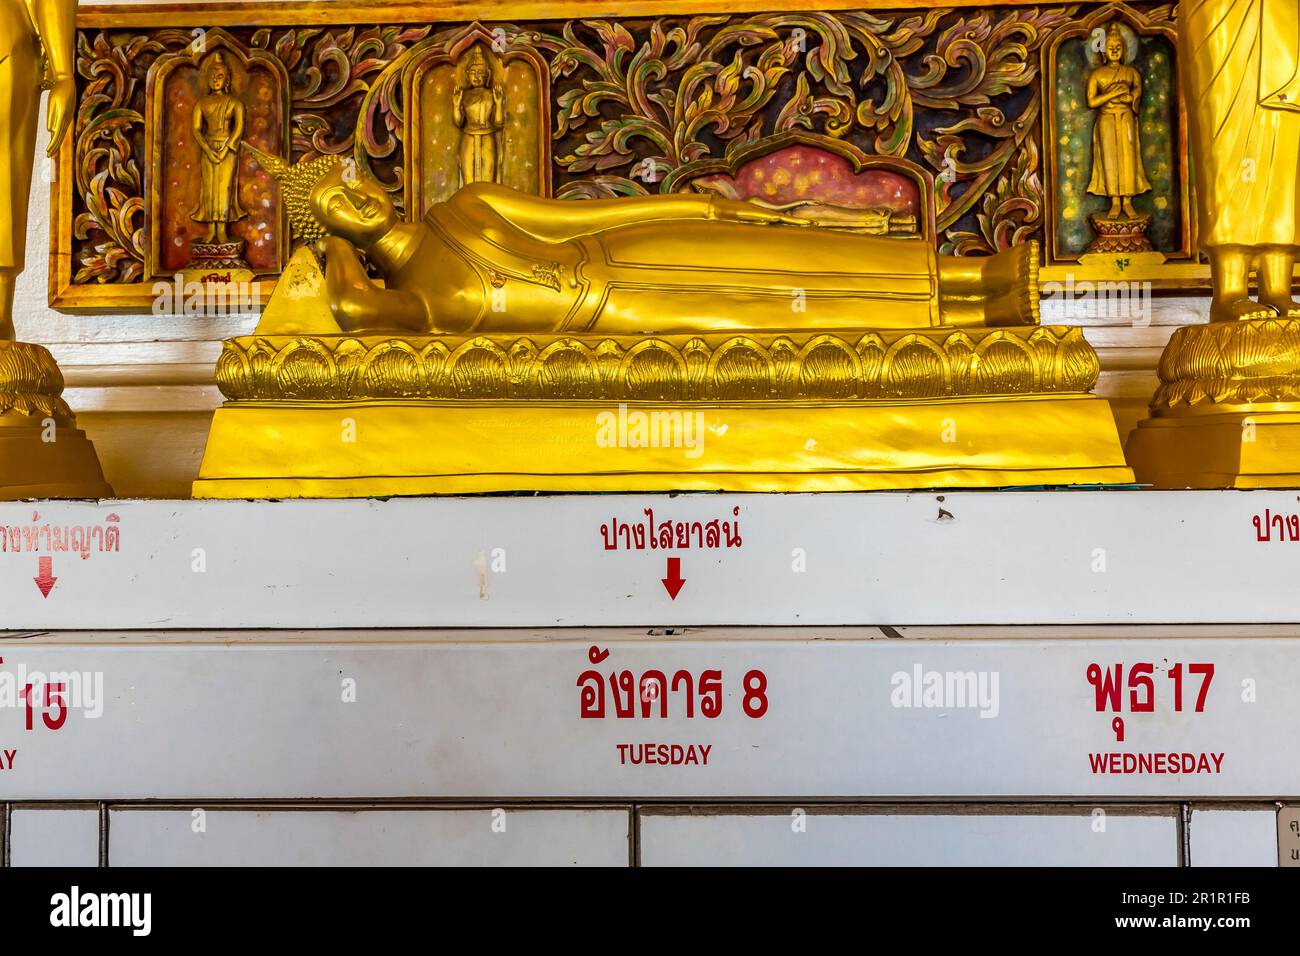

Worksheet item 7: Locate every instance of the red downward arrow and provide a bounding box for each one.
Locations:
[34,556,57,598]
[661,556,685,600]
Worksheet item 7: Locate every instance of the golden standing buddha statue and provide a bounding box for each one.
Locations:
[0,0,111,499]
[190,50,246,246]
[0,0,74,339]
[452,46,504,187]
[1183,0,1300,321]
[1086,23,1150,223]
[1126,0,1300,486]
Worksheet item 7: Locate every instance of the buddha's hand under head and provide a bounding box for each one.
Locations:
[313,236,355,263]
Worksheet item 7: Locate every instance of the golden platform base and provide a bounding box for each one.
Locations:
[1127,318,1300,488]
[0,341,113,500]
[193,394,1133,497]
[194,327,1131,497]
[0,419,114,500]
[1126,411,1300,488]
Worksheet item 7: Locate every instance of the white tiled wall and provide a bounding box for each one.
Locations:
[107,807,630,867]
[638,808,1182,867]
[9,808,100,867]
[1186,807,1279,867]
[7,803,1286,865]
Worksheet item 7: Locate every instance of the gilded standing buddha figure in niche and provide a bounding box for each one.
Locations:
[452,45,504,188]
[1086,22,1150,223]
[190,50,246,246]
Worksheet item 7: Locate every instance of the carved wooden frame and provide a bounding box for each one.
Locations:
[49,0,1180,313]
[1039,2,1193,279]
[144,28,293,282]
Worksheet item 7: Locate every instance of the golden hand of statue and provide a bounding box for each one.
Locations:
[45,76,76,157]
[313,235,352,261]
[492,85,504,105]
[726,202,814,227]
[452,87,464,107]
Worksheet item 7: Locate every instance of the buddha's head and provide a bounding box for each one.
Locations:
[464,47,490,89]
[308,163,397,247]
[242,143,399,248]
[1104,24,1125,65]
[205,51,231,94]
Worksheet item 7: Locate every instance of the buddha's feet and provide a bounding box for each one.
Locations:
[1259,298,1300,319]
[1210,298,1277,322]
[980,241,1040,326]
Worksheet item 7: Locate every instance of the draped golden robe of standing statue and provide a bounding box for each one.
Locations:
[1181,0,1300,319]
[1087,64,1150,200]
[1186,0,1300,247]
[0,0,44,338]
[1086,24,1150,221]
[191,51,245,244]
[452,47,503,188]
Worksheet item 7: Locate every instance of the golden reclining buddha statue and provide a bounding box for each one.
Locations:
[192,147,1132,498]
[251,145,1037,336]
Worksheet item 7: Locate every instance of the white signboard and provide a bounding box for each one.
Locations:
[0,631,1293,800]
[1,490,1299,628]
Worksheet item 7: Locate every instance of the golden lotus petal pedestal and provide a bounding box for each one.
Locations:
[1127,319,1300,488]
[0,341,113,500]
[193,326,1134,497]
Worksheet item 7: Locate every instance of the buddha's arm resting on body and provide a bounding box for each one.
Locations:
[317,236,427,332]
[458,181,809,244]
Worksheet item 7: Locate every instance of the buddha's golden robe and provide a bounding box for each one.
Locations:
[191,94,245,225]
[1087,63,1150,199]
[1182,0,1300,248]
[0,0,41,271]
[456,88,500,186]
[404,182,942,334]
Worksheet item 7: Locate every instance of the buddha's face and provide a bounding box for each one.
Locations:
[467,64,488,88]
[1105,35,1123,64]
[309,165,396,246]
[210,64,229,92]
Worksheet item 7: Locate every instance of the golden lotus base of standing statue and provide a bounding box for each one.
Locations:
[1127,318,1300,487]
[192,326,1134,497]
[1086,214,1153,255]
[0,342,113,500]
